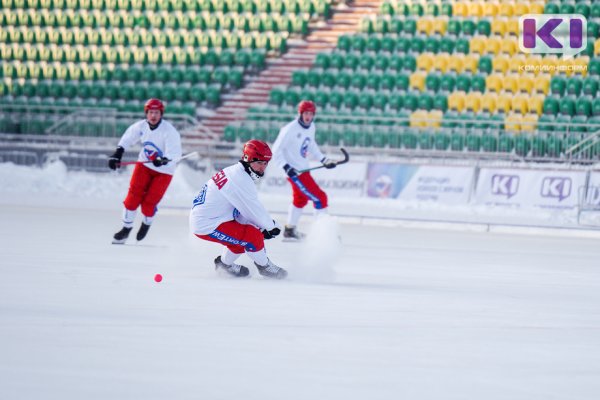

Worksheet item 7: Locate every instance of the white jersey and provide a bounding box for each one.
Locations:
[271,118,325,171]
[118,119,182,175]
[189,162,277,235]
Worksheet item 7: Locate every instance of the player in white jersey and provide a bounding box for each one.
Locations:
[108,98,182,244]
[190,139,287,279]
[271,100,337,240]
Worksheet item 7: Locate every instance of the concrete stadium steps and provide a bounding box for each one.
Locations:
[187,0,383,140]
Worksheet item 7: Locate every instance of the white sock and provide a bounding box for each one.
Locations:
[122,208,136,228]
[287,204,303,227]
[221,249,241,265]
[246,248,269,266]
[142,215,154,225]
[315,207,329,218]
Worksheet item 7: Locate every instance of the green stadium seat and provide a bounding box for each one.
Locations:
[544,2,560,14]
[514,136,531,156]
[477,20,491,36]
[402,131,417,149]
[566,78,583,96]
[462,20,476,36]
[433,132,450,150]
[530,136,547,157]
[559,97,576,116]
[498,135,514,153]
[550,76,566,96]
[593,3,600,19]
[546,135,563,157]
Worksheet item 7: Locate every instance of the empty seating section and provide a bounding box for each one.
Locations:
[222,0,599,160]
[0,0,333,134]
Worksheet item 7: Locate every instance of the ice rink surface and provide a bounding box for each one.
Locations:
[1,161,600,400]
[2,200,600,400]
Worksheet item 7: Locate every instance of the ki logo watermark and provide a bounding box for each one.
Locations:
[540,177,572,201]
[519,14,587,59]
[491,174,519,199]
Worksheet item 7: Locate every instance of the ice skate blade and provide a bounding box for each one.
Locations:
[282,237,304,243]
[112,238,127,245]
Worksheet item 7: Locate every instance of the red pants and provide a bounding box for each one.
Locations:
[196,220,265,254]
[288,172,328,209]
[123,164,173,217]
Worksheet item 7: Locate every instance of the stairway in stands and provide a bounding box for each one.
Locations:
[190,0,382,140]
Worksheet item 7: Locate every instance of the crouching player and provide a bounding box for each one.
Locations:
[189,140,287,279]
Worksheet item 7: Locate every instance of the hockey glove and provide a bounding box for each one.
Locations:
[321,157,337,169]
[152,156,170,167]
[108,146,124,170]
[283,164,297,178]
[262,227,281,240]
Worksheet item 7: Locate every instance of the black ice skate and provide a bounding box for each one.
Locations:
[136,223,151,241]
[112,227,132,244]
[214,256,250,278]
[254,259,288,279]
[283,225,305,241]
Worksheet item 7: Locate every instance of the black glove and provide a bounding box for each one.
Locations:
[152,156,170,167]
[108,146,124,170]
[321,157,336,169]
[262,227,281,240]
[283,163,297,178]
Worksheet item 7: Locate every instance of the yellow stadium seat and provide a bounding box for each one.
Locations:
[462,55,479,74]
[595,38,600,56]
[465,92,482,112]
[573,57,589,76]
[502,75,519,94]
[447,55,464,73]
[525,55,543,75]
[448,91,466,112]
[506,19,519,37]
[496,94,513,113]
[453,2,469,17]
[512,94,529,114]
[468,2,484,17]
[481,93,498,113]
[432,19,447,35]
[417,18,433,35]
[410,72,426,91]
[410,110,428,128]
[483,2,499,17]
[485,37,501,55]
[492,56,509,74]
[521,114,538,131]
[518,76,533,93]
[470,37,486,55]
[508,55,526,74]
[428,110,443,128]
[504,114,521,131]
[500,38,517,55]
[433,54,449,73]
[486,74,503,93]
[491,19,506,36]
[528,95,544,116]
[499,3,514,17]
[533,74,550,94]
[513,4,530,16]
[529,3,544,14]
[417,54,434,72]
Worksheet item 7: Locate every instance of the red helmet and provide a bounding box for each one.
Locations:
[298,100,316,114]
[144,98,165,114]
[242,139,272,163]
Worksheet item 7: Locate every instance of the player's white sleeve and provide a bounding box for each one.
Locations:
[223,182,276,230]
[308,130,325,162]
[271,126,289,169]
[164,126,182,161]
[117,121,142,150]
